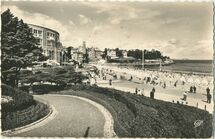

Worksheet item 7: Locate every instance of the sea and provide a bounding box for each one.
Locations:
[114,60,213,75]
[142,60,213,74]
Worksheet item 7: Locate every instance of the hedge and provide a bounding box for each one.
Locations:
[2,101,50,131]
[1,84,50,131]
[1,84,34,112]
[50,84,212,138]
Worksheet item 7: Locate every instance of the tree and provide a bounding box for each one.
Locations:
[115,48,123,58]
[83,49,89,63]
[127,49,142,59]
[101,48,108,59]
[128,49,169,60]
[1,9,45,86]
[67,47,72,59]
[19,66,88,89]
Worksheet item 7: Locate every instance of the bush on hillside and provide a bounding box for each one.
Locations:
[1,84,50,131]
[58,84,212,138]
[1,84,34,112]
[1,101,49,131]
[18,66,88,89]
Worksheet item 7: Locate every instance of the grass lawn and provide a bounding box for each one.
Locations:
[48,84,212,138]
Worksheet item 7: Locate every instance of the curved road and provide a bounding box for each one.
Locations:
[14,94,105,137]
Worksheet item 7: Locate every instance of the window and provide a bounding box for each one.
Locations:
[34,29,37,34]
[47,32,49,36]
[38,30,42,34]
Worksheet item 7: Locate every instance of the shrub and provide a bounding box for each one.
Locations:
[60,85,212,138]
[1,101,50,131]
[1,84,34,112]
[1,84,50,131]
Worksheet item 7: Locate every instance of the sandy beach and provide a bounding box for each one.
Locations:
[89,64,213,113]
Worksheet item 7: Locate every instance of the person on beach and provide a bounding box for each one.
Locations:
[140,88,144,96]
[183,91,187,101]
[109,79,112,86]
[147,77,151,84]
[193,86,196,94]
[207,92,211,104]
[206,87,211,103]
[150,87,155,99]
[174,80,178,87]
[206,87,210,94]
[182,81,185,85]
[129,76,133,81]
[163,82,166,88]
[135,87,138,94]
[152,87,155,93]
[190,86,193,93]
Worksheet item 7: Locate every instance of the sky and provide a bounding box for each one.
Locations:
[1,1,213,60]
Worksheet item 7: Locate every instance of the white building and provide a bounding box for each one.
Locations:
[122,50,128,57]
[107,49,117,58]
[78,41,87,54]
[28,24,64,64]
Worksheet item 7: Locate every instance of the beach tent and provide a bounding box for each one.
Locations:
[167,76,174,82]
[150,74,157,79]
[194,78,201,85]
[177,76,186,85]
[140,72,147,79]
[209,79,213,86]
[187,77,194,83]
[172,77,179,83]
[179,76,186,82]
[201,78,209,85]
[160,73,167,78]
[174,74,181,80]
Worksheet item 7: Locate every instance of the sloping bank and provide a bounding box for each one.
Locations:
[1,84,51,133]
[49,84,212,138]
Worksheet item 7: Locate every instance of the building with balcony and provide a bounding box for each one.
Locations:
[78,41,87,54]
[95,49,103,59]
[87,47,103,62]
[107,49,117,59]
[28,24,63,64]
[88,47,96,59]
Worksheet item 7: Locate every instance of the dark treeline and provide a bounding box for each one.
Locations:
[102,48,170,60]
[127,49,170,60]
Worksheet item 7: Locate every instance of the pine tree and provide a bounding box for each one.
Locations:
[1,9,45,86]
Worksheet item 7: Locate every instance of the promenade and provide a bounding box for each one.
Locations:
[96,79,213,113]
[91,64,213,113]
[13,95,106,137]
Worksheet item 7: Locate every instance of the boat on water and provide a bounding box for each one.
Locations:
[162,59,175,65]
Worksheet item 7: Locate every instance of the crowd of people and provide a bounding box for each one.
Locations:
[135,87,155,99]
[94,65,213,104]
[97,65,212,91]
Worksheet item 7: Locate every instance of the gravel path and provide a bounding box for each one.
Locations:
[14,94,109,137]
